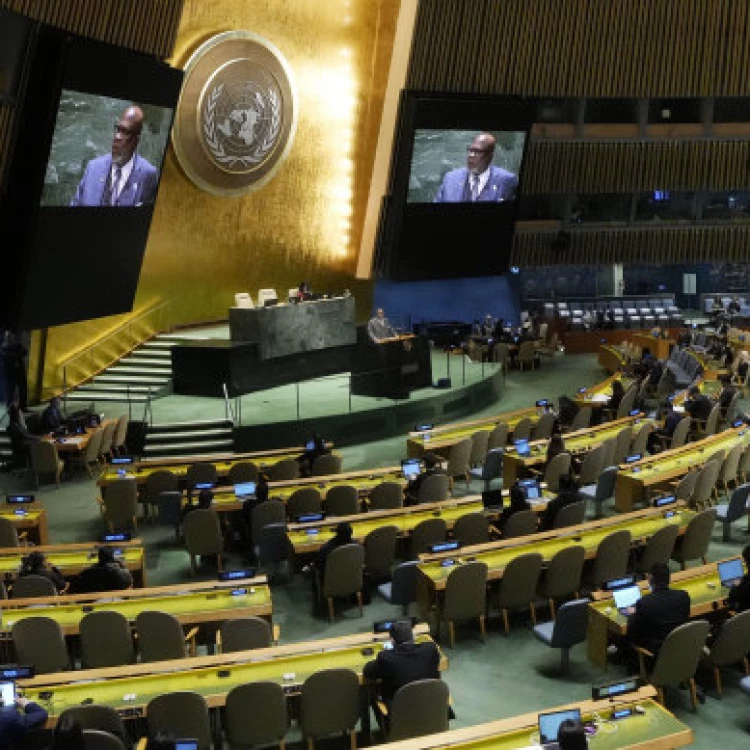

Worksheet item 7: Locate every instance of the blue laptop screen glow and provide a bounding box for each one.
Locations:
[718,558,744,587]
[538,708,581,744]
[514,439,531,457]
[234,482,256,498]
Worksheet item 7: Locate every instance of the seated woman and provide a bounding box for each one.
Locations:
[17,550,67,593]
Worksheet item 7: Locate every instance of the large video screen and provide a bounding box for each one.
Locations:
[375,94,533,281]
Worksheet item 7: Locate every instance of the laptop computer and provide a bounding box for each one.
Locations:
[538,708,581,745]
[234,482,257,500]
[718,557,744,588]
[401,459,422,481]
[519,480,542,502]
[612,585,642,615]
[175,741,199,750]
[0,680,16,707]
[514,439,531,458]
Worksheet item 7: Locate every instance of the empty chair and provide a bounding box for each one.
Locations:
[488,422,509,450]
[496,552,544,633]
[717,444,744,500]
[323,543,365,621]
[552,500,586,529]
[312,453,343,476]
[512,417,532,442]
[537,546,586,617]
[70,429,104,478]
[29,441,64,487]
[668,417,691,451]
[502,509,538,538]
[325,485,359,516]
[469,448,504,492]
[185,462,218,488]
[517,340,537,370]
[142,470,178,520]
[410,517,447,558]
[578,465,617,519]
[630,422,652,457]
[11,616,69,673]
[542,452,571,493]
[438,561,488,646]
[577,445,604,487]
[671,509,717,569]
[183,508,224,573]
[82,730,127,750]
[636,620,710,711]
[738,444,750,482]
[136,610,194,662]
[80,611,135,668]
[673,470,698,504]
[287,487,322,520]
[256,523,295,580]
[0,517,19,547]
[227,461,259,485]
[98,421,117,463]
[446,438,472,490]
[615,387,637,420]
[715,483,750,541]
[699,610,750,695]
[58,706,127,746]
[388,679,450,741]
[612,426,634,465]
[225,681,289,749]
[300,668,360,750]
[587,529,632,589]
[99,479,138,532]
[364,525,399,580]
[377,560,420,614]
[532,598,590,674]
[157,490,183,541]
[689,459,721,511]
[12,574,58,598]
[469,429,490,467]
[219,616,272,653]
[599,438,616,470]
[569,406,592,432]
[269,458,300,481]
[112,414,129,455]
[251,499,287,546]
[533,412,556,441]
[147,692,212,750]
[369,482,404,510]
[694,404,721,439]
[417,474,450,504]
[452,512,490,545]
[636,524,679,575]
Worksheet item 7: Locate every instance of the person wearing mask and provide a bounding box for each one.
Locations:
[684,385,713,422]
[497,484,532,533]
[0,693,48,749]
[71,546,133,594]
[556,719,587,750]
[545,433,566,466]
[404,452,444,505]
[540,474,579,531]
[727,545,750,613]
[17,550,67,593]
[49,714,85,750]
[627,562,690,656]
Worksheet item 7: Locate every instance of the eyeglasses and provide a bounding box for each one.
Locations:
[467,146,492,155]
[113,123,139,138]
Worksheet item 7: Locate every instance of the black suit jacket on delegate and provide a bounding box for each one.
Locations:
[363,641,440,705]
[627,587,691,654]
[685,395,713,421]
[728,574,750,612]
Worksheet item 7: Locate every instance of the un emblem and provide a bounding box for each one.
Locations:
[172,31,298,196]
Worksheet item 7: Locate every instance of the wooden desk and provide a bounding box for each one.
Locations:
[572,374,634,408]
[0,541,146,587]
[0,503,49,545]
[45,419,117,455]
[631,333,675,361]
[598,344,629,374]
[587,558,745,669]
[19,625,446,728]
[670,376,720,408]
[381,686,691,750]
[614,425,750,511]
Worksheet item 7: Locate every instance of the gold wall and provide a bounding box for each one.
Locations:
[20,0,400,397]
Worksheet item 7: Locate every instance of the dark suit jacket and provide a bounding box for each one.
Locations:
[728,574,750,612]
[434,166,518,203]
[540,490,578,531]
[71,562,132,594]
[627,587,691,654]
[363,641,440,705]
[685,395,713,421]
[498,501,531,532]
[0,702,48,749]
[405,468,444,505]
[41,405,64,433]
[70,153,158,206]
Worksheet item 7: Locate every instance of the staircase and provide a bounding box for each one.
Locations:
[143,418,235,458]
[0,432,10,465]
[64,334,181,404]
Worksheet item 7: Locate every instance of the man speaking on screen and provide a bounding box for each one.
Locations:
[433,132,518,203]
[70,105,158,207]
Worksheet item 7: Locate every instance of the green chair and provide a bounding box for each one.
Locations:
[369,482,403,510]
[185,462,219,487]
[487,422,509,450]
[537,545,586,617]
[699,609,750,695]
[269,458,300,481]
[671,509,717,569]
[142,469,178,520]
[552,500,586,530]
[147,692,212,750]
[80,610,135,668]
[636,524,679,575]
[98,478,138,532]
[410,517,447,558]
[11,616,70,673]
[438,560,488,646]
[587,529,632,589]
[322,543,365,622]
[227,461,259,485]
[218,616,272,653]
[136,610,197,662]
[452,512,490,545]
[325,485,359,516]
[59,706,127,746]
[496,552,544,633]
[300,668,360,750]
[364,525,399,580]
[12,574,58,598]
[312,453,342,476]
[502,510,538,539]
[225,681,289,749]
[183,508,224,573]
[388,679,450,741]
[0,517,20,547]
[286,487,322,520]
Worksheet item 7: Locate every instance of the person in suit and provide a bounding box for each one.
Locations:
[434,132,518,203]
[70,546,133,594]
[540,474,579,531]
[18,550,67,593]
[497,484,532,533]
[41,397,65,433]
[684,385,713,421]
[0,694,48,749]
[557,720,587,750]
[70,105,158,207]
[368,308,397,342]
[363,621,440,709]
[717,375,737,417]
[727,545,750,613]
[404,452,445,505]
[627,562,690,656]
[648,406,684,453]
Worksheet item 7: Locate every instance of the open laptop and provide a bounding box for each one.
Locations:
[718,558,744,588]
[514,439,531,458]
[175,741,198,750]
[401,458,422,481]
[612,584,642,615]
[0,680,16,707]
[538,708,581,745]
[519,480,542,502]
[234,482,256,500]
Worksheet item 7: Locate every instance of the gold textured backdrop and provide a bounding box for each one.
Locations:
[27,0,400,396]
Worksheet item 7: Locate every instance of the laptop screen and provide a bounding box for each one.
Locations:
[234,482,256,498]
[538,708,581,744]
[0,681,15,707]
[175,742,198,750]
[514,439,531,457]
[624,454,642,464]
[718,558,744,587]
[306,440,316,451]
[612,585,642,611]
[401,459,421,480]
[521,481,541,501]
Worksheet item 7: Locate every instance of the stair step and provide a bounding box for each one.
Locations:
[95,374,171,385]
[108,365,172,376]
[128,349,172,360]
[77,383,155,394]
[64,392,149,403]
[148,418,233,432]
[146,428,233,443]
[143,439,234,455]
[117,358,172,370]
[140,340,177,349]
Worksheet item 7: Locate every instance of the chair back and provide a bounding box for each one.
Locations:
[670,417,691,449]
[410,517,447,557]
[452,512,490,545]
[364,525,399,579]
[269,458,300,481]
[300,668,360,740]
[227,461,259,485]
[388,561,420,606]
[325,485,359,516]
[497,553,544,609]
[478,448,504,483]
[599,438,616,469]
[312,453,342,476]
[443,561,488,621]
[488,422,509,450]
[593,466,618,503]
[113,414,128,451]
[389,679,450,741]
[147,692,212,750]
[638,524,679,572]
[578,445,604,486]
[590,529,632,587]
[512,417,532,442]
[144,470,178,504]
[518,340,536,365]
[369,482,403,510]
[552,500,586,529]
[84,429,104,464]
[544,452,571,492]
[136,610,187,662]
[99,421,117,457]
[157,490,183,527]
[703,405,721,436]
[651,620,710,688]
[286,487,322,520]
[705,610,750,667]
[82,730,127,750]
[719,443,743,486]
[674,509,717,563]
[323,543,365,599]
[725,391,741,423]
[612,426,634,465]
[446,438,472,479]
[674,471,698,503]
[469,430,491,466]
[502,509,538,539]
[534,412,556,441]
[615,387,637,420]
[12,574,58,598]
[257,524,294,566]
[59,706,127,745]
[219,617,272,653]
[30,440,60,474]
[185,462,219,488]
[538,546,586,600]
[183,509,224,557]
[739,444,750,479]
[251,500,287,545]
[11,616,69,673]
[724,482,750,523]
[225,681,288,748]
[549,598,590,649]
[0,517,19,547]
[80,611,135,668]
[102,479,138,530]
[569,407,592,432]
[417,474,450,504]
[630,422,652,456]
